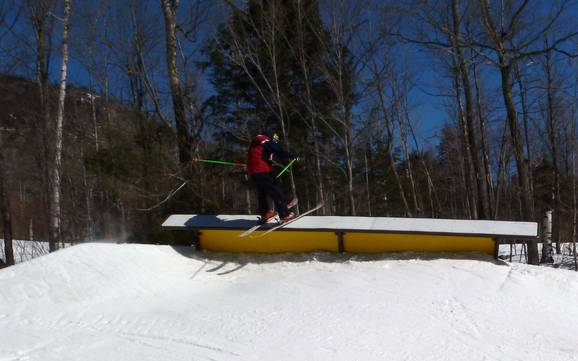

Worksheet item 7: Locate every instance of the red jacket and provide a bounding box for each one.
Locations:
[247,133,291,174]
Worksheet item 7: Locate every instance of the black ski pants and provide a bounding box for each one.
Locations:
[250,172,289,218]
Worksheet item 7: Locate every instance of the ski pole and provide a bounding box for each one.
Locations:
[276,158,296,178]
[192,158,246,167]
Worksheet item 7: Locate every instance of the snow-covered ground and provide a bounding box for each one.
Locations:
[498,241,578,269]
[1,243,578,360]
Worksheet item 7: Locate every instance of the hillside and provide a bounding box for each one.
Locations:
[1,244,578,360]
[0,74,179,243]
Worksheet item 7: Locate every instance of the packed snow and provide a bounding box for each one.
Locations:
[1,243,578,361]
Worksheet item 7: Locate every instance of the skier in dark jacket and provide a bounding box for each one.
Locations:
[247,129,296,223]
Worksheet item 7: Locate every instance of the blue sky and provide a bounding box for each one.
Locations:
[1,0,451,142]
[3,0,577,155]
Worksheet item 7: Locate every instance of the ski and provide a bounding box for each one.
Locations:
[238,216,279,237]
[238,198,298,238]
[238,222,266,238]
[250,203,324,238]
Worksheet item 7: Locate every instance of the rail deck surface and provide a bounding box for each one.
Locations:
[162,215,539,256]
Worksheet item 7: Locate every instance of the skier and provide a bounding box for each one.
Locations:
[247,129,296,223]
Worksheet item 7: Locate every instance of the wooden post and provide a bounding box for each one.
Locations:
[541,209,554,264]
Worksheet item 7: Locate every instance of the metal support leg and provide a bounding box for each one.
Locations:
[192,230,202,251]
[336,231,345,253]
[493,238,499,260]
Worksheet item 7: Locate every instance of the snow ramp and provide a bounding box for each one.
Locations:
[1,243,578,361]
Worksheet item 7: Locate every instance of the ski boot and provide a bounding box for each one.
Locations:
[260,210,277,223]
[280,211,296,224]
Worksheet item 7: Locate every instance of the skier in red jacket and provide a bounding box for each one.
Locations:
[247,129,296,223]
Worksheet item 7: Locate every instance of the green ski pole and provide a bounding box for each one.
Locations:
[276,158,296,178]
[192,158,246,167]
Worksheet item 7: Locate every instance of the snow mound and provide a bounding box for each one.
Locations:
[1,243,578,361]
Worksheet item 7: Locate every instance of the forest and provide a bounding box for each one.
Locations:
[1,0,578,266]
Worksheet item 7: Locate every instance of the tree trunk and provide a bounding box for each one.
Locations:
[29,0,53,248]
[541,210,554,263]
[493,120,510,218]
[374,72,411,216]
[407,113,440,217]
[49,0,72,251]
[293,3,326,214]
[544,48,561,256]
[160,0,191,164]
[312,119,326,214]
[394,83,420,215]
[452,62,477,219]
[344,112,356,215]
[81,147,94,240]
[382,103,410,216]
[364,149,372,216]
[451,0,489,219]
[386,139,411,217]
[472,61,494,217]
[572,122,578,271]
[499,62,539,264]
[573,74,578,272]
[0,133,14,266]
[514,64,535,211]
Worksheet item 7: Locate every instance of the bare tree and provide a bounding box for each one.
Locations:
[475,0,578,264]
[372,65,412,216]
[161,0,192,164]
[49,0,72,251]
[450,0,490,219]
[393,0,490,219]
[541,44,559,263]
[472,59,494,215]
[320,0,357,215]
[70,0,110,240]
[25,0,56,246]
[513,61,535,211]
[289,0,326,212]
[392,73,422,215]
[313,0,382,215]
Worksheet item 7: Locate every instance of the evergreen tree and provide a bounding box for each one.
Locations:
[203,0,343,210]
